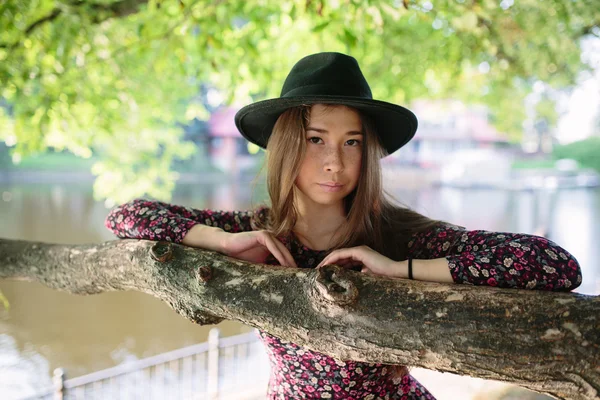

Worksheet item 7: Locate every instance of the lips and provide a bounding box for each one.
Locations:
[319,182,343,187]
[318,182,344,192]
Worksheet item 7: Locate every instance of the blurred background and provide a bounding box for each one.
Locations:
[1,0,599,399]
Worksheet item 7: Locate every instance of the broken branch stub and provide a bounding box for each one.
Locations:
[196,266,213,283]
[314,265,359,306]
[150,241,173,262]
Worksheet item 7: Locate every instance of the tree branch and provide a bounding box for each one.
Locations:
[580,19,600,37]
[80,0,151,23]
[24,8,63,36]
[0,0,148,50]
[0,238,598,399]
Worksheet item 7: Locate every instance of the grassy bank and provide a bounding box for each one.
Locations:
[4,152,98,172]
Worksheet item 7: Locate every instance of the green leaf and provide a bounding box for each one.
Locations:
[342,27,358,48]
[313,21,330,32]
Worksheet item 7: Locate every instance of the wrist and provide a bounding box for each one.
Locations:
[215,229,231,253]
[393,260,409,279]
[403,258,454,283]
[182,224,227,252]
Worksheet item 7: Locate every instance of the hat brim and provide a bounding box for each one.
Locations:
[234,95,417,156]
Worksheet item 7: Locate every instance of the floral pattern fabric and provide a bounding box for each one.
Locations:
[105,199,582,399]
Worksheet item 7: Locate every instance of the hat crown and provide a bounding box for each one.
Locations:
[280,52,373,99]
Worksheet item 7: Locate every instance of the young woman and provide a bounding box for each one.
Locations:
[105,52,582,399]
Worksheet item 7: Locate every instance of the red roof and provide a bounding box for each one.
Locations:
[208,107,242,138]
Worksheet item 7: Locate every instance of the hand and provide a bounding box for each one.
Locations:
[220,231,298,268]
[316,245,405,278]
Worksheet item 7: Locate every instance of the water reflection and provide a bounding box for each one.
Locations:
[0,334,52,399]
[0,183,256,398]
[387,184,599,295]
[0,180,598,398]
[551,189,599,295]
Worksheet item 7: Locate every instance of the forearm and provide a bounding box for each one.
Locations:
[407,223,582,291]
[182,224,227,252]
[105,199,200,242]
[395,258,453,283]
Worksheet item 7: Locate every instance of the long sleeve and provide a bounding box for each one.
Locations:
[407,223,582,291]
[104,198,258,243]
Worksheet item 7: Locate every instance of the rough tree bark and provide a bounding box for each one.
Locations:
[0,238,598,400]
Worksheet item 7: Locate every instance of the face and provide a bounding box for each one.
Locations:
[295,104,363,208]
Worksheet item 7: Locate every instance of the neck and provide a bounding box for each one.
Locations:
[293,191,347,250]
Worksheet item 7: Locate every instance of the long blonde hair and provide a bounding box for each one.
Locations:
[252,104,443,261]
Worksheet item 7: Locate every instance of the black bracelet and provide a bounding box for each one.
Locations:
[408,257,413,280]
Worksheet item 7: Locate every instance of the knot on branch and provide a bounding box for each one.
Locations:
[314,265,358,306]
[150,242,173,262]
[196,266,212,283]
[173,303,223,326]
[191,310,223,325]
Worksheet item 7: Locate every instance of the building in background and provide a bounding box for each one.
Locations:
[205,101,517,176]
[207,107,257,174]
[387,99,515,168]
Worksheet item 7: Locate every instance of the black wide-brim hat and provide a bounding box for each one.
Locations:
[234,52,418,156]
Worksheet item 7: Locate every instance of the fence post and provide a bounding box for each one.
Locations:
[53,368,66,400]
[207,328,220,399]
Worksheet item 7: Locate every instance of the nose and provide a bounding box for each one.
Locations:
[323,147,344,173]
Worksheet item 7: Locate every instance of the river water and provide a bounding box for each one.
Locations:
[1,179,598,399]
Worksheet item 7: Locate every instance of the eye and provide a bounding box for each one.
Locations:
[346,139,362,146]
[307,137,323,144]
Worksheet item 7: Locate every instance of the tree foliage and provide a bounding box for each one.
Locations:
[0,0,598,202]
[553,136,600,173]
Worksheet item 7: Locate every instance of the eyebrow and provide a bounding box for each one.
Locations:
[306,127,363,136]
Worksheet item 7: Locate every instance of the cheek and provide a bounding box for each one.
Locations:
[296,154,318,183]
[304,151,322,168]
[346,152,362,178]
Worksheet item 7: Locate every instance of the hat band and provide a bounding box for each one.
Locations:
[282,83,372,99]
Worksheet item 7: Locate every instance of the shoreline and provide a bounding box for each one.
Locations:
[1,168,598,190]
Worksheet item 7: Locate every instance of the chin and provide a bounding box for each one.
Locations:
[310,193,348,206]
[314,199,342,206]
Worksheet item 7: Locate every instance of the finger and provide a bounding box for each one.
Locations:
[348,263,364,272]
[318,258,356,269]
[264,235,297,268]
[259,233,288,267]
[317,250,340,268]
[361,267,372,275]
[318,258,362,272]
[344,261,364,269]
[317,257,332,269]
[331,258,360,268]
[316,258,327,268]
[272,237,297,268]
[318,256,340,269]
[318,248,363,268]
[266,235,295,268]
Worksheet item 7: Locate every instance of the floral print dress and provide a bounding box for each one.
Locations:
[105,199,582,400]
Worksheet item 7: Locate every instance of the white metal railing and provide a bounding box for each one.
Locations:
[21,328,270,400]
